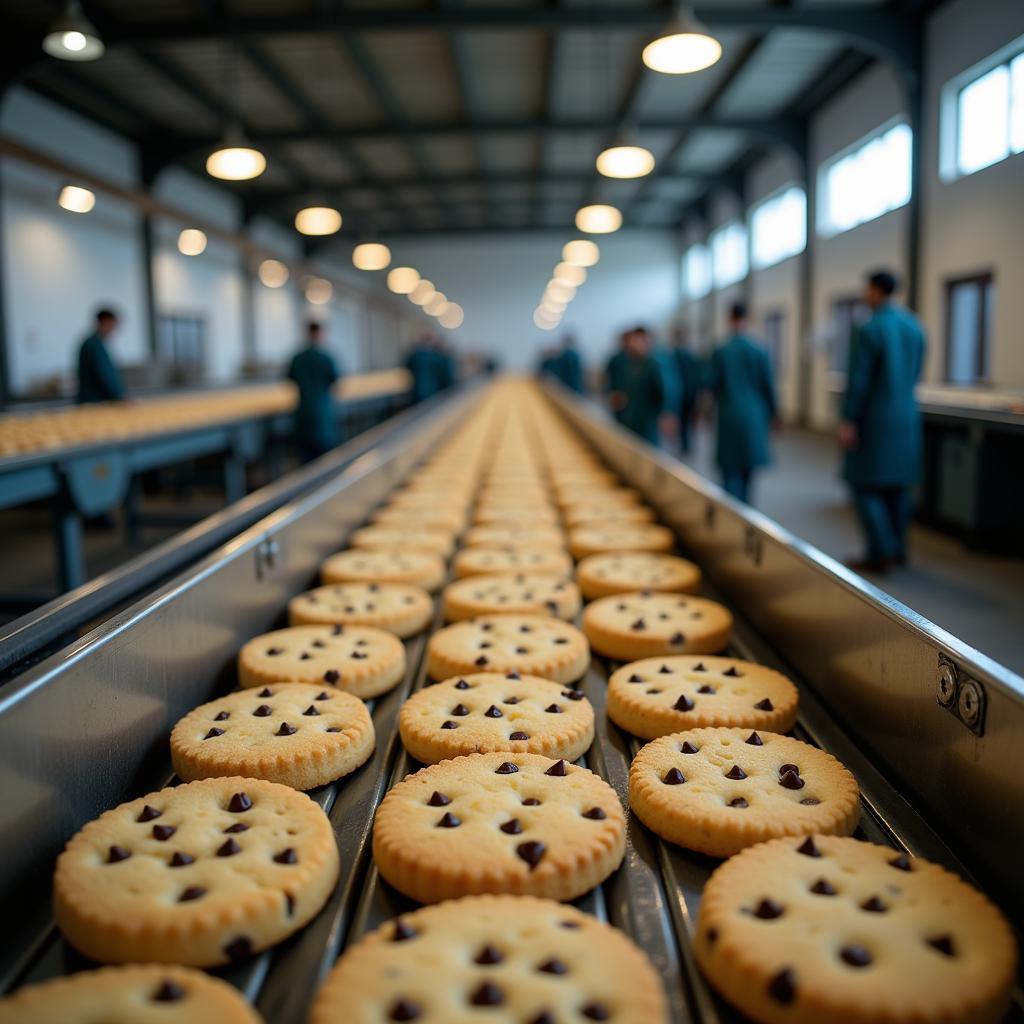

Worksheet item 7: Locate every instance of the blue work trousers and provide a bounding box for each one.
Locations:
[851,485,912,562]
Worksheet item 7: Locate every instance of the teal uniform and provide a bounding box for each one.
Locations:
[76,333,124,404]
[708,334,777,502]
[674,347,702,452]
[539,354,559,380]
[556,348,584,392]
[619,351,678,446]
[604,350,629,422]
[287,345,340,458]
[406,346,445,402]
[842,303,926,563]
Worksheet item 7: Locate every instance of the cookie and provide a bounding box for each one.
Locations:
[373,752,625,902]
[0,965,262,1024]
[321,549,446,592]
[399,672,594,764]
[583,592,732,659]
[453,546,573,579]
[564,505,658,528]
[607,656,799,739]
[427,616,590,684]
[463,523,566,550]
[288,582,433,638]
[629,728,859,856]
[557,486,643,510]
[348,524,454,558]
[695,836,1018,1024]
[238,624,406,698]
[576,551,701,600]
[309,895,667,1024]
[53,777,339,965]
[442,573,582,622]
[371,506,465,534]
[569,522,674,558]
[171,683,375,790]
[474,506,561,526]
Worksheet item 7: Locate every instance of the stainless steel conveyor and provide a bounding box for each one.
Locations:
[0,380,1020,1024]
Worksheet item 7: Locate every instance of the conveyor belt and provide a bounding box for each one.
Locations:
[0,382,1021,1023]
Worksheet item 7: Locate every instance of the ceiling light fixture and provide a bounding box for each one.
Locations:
[534,308,560,331]
[353,241,391,271]
[57,184,95,213]
[388,266,420,294]
[562,239,600,267]
[642,7,722,75]
[305,277,333,304]
[596,144,656,179]
[439,303,464,329]
[554,262,587,287]
[546,280,576,304]
[575,204,622,234]
[409,280,435,306]
[177,228,207,256]
[42,2,105,61]
[258,259,289,287]
[206,139,267,181]
[295,206,342,236]
[424,292,448,316]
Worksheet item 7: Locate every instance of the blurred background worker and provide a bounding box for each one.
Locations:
[618,326,680,447]
[287,320,341,462]
[405,331,447,403]
[707,303,777,504]
[671,326,703,454]
[840,269,926,574]
[554,333,584,393]
[76,308,125,404]
[604,330,630,422]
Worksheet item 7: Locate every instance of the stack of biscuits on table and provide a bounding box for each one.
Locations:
[2,379,1015,1024]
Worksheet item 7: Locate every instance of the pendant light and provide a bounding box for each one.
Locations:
[562,239,600,267]
[424,292,448,316]
[258,259,289,288]
[439,303,464,329]
[353,242,391,271]
[554,262,587,287]
[295,206,343,236]
[409,280,435,306]
[42,1,105,61]
[305,278,333,304]
[206,41,267,181]
[642,7,722,75]
[57,184,95,213]
[575,204,622,234]
[596,144,655,179]
[177,229,207,256]
[388,267,420,294]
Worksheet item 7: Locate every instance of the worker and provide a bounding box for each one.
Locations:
[619,326,680,446]
[604,331,630,422]
[840,269,926,574]
[707,303,778,504]
[76,308,125,404]
[405,332,445,403]
[555,334,584,393]
[437,339,458,391]
[671,326,703,453]
[287,320,341,462]
[538,347,559,380]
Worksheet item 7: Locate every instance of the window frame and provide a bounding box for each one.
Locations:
[943,271,994,387]
[681,243,712,301]
[709,219,749,290]
[749,183,807,270]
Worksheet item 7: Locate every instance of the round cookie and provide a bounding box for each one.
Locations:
[399,672,594,764]
[442,573,582,622]
[695,836,1018,1024]
[569,522,674,559]
[453,546,572,579]
[577,551,701,600]
[427,616,590,684]
[564,505,657,528]
[371,506,465,534]
[288,582,433,638]
[309,895,668,1024]
[0,965,263,1024]
[608,656,799,740]
[628,728,860,856]
[583,591,732,660]
[53,777,339,966]
[321,549,446,592]
[463,523,566,550]
[238,624,406,699]
[171,683,375,790]
[348,524,454,558]
[474,506,561,526]
[373,752,625,903]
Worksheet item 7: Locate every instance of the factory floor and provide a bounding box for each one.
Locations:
[681,424,1024,677]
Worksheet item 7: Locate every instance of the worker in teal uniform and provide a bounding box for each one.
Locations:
[437,339,457,391]
[604,331,630,422]
[619,326,680,446]
[287,320,341,462]
[840,269,926,574]
[555,334,584,393]
[406,332,444,403]
[76,308,125,404]
[707,303,778,504]
[671,326,703,453]
[538,348,559,380]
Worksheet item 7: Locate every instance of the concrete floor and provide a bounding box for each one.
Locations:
[682,425,1024,677]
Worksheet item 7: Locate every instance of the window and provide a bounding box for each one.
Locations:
[818,120,912,237]
[682,244,712,300]
[750,186,806,269]
[710,221,748,289]
[762,310,786,372]
[950,48,1024,178]
[829,296,867,375]
[157,314,206,385]
[945,273,994,385]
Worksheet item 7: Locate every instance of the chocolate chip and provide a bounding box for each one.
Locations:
[455,679,470,689]
[299,653,311,660]
[559,919,581,929]
[697,684,716,694]
[796,837,820,857]
[351,651,367,660]
[214,711,230,721]
[326,726,342,732]
[224,823,249,833]
[316,690,331,700]
[545,759,568,776]
[860,896,887,913]
[646,688,662,695]
[582,1003,611,1021]
[312,639,326,648]
[674,694,695,712]
[522,797,541,806]
[500,818,523,834]
[669,632,685,645]
[440,720,457,730]
[137,805,161,822]
[810,878,837,895]
[480,623,493,631]
[515,646,529,654]
[516,841,546,869]
[539,958,568,975]
[276,722,297,736]
[474,655,489,666]
[745,732,763,746]
[724,765,747,780]
[724,666,743,677]
[152,980,184,1002]
[324,670,340,684]
[218,838,242,857]
[224,937,253,962]
[170,852,194,867]
[152,824,176,841]
[631,618,646,630]
[754,698,774,710]
[204,728,224,739]
[107,845,130,863]
[266,649,282,657]
[506,671,521,679]
[692,661,707,671]
[331,625,343,635]
[562,689,585,700]
[767,968,796,1004]
[451,704,470,717]
[927,934,956,957]
[729,797,749,808]
[628,674,645,683]
[553,637,569,644]
[274,848,298,864]
[753,898,784,919]
[302,705,320,716]
[428,791,451,806]
[390,998,421,1020]
[657,664,672,674]
[544,600,558,613]
[889,854,913,871]
[800,797,821,805]
[663,767,686,785]
[437,812,461,828]
[495,761,519,774]
[510,731,529,740]
[779,770,805,790]
[392,919,417,941]
[545,703,562,714]
[470,982,504,1006]
[583,807,606,820]
[529,1014,555,1024]
[840,945,872,967]
[779,763,800,775]
[680,741,699,754]
[475,945,504,964]
[484,705,503,718]
[253,704,272,717]
[179,886,206,902]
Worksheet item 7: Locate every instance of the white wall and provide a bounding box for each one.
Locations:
[390,230,682,371]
